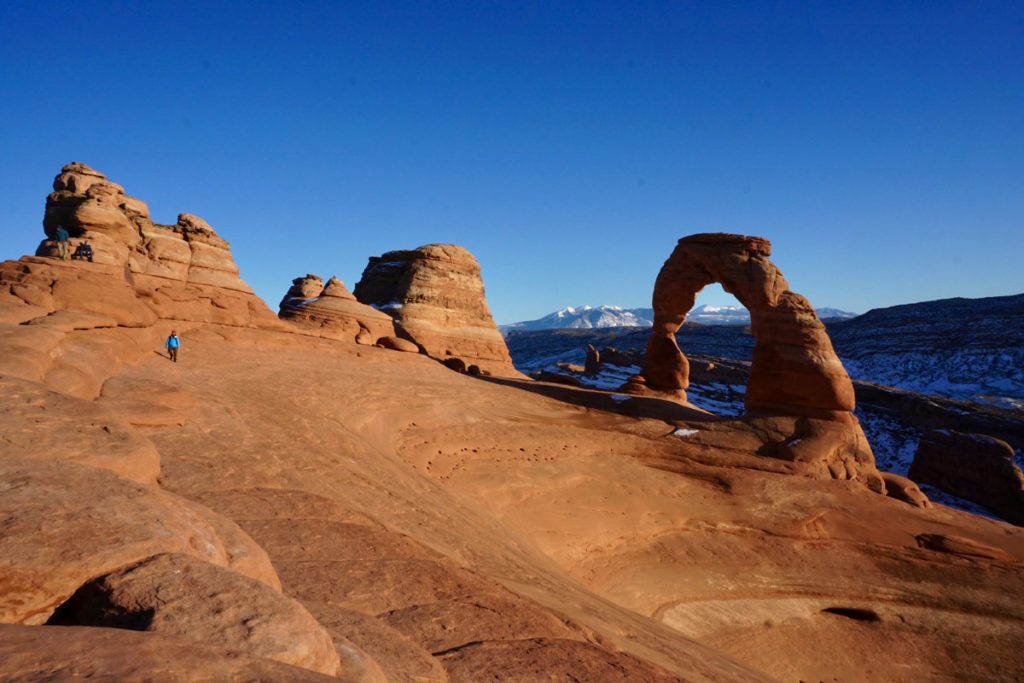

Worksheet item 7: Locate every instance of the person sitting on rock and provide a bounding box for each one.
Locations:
[55,225,70,260]
[166,331,181,363]
[71,240,94,262]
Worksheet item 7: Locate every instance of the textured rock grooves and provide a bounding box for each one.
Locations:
[637,233,883,489]
[278,273,396,345]
[353,243,521,377]
[0,162,285,399]
[4,169,1024,682]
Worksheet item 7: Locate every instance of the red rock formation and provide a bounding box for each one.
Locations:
[353,244,520,377]
[279,274,396,344]
[0,163,285,397]
[49,553,344,676]
[0,458,280,625]
[639,233,881,489]
[910,430,1024,524]
[0,624,339,681]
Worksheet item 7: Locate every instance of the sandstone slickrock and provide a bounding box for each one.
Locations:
[638,233,882,489]
[0,163,286,398]
[0,376,161,484]
[353,243,521,377]
[0,624,343,682]
[5,165,1024,681]
[0,458,279,624]
[279,273,397,343]
[49,553,341,676]
[376,334,421,353]
[910,430,1024,524]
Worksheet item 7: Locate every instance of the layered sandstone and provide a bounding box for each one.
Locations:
[910,430,1024,524]
[0,163,285,398]
[38,163,260,299]
[637,233,880,488]
[353,244,520,377]
[4,167,1024,682]
[49,553,343,676]
[279,274,396,344]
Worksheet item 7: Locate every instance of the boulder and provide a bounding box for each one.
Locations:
[280,274,325,308]
[584,344,601,376]
[353,244,520,377]
[0,458,279,624]
[279,274,396,343]
[443,357,468,373]
[880,472,931,509]
[49,553,341,676]
[376,335,421,353]
[910,430,1024,524]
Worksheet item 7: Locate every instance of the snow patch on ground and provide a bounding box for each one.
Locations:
[674,428,700,437]
[855,408,921,477]
[917,485,1005,522]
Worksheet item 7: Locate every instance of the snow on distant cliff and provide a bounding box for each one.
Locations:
[501,304,856,331]
[500,305,654,332]
[828,293,1024,409]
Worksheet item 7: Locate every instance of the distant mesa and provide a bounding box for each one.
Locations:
[353,244,521,377]
[634,233,884,492]
[278,273,396,345]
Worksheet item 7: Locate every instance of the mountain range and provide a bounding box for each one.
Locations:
[506,293,1024,410]
[500,303,857,331]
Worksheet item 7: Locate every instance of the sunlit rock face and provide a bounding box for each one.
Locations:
[0,162,284,398]
[639,233,882,490]
[353,243,521,377]
[278,273,396,344]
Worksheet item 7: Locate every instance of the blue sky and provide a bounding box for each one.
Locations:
[2,1,1021,323]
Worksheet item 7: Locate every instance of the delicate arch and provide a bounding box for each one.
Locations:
[642,233,855,420]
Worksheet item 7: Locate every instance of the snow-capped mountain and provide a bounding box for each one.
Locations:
[501,304,856,331]
[827,293,1024,409]
[500,305,654,332]
[504,292,1024,523]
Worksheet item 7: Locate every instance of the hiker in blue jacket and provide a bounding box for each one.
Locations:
[166,331,181,362]
[55,225,70,260]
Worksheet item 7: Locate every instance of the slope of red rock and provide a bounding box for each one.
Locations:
[2,166,1023,681]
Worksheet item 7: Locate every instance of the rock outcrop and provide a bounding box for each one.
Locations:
[0,458,280,625]
[38,164,259,300]
[910,430,1024,524]
[638,233,880,488]
[0,624,339,681]
[0,163,285,397]
[279,274,396,344]
[353,244,520,376]
[49,553,342,676]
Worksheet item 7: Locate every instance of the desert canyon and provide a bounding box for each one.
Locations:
[1,163,1023,682]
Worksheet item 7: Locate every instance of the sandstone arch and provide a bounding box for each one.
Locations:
[643,233,855,420]
[639,233,886,490]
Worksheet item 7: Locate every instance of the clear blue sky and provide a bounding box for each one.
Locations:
[2,1,1022,323]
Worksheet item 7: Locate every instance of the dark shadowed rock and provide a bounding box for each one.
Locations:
[49,553,341,676]
[910,430,1024,524]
